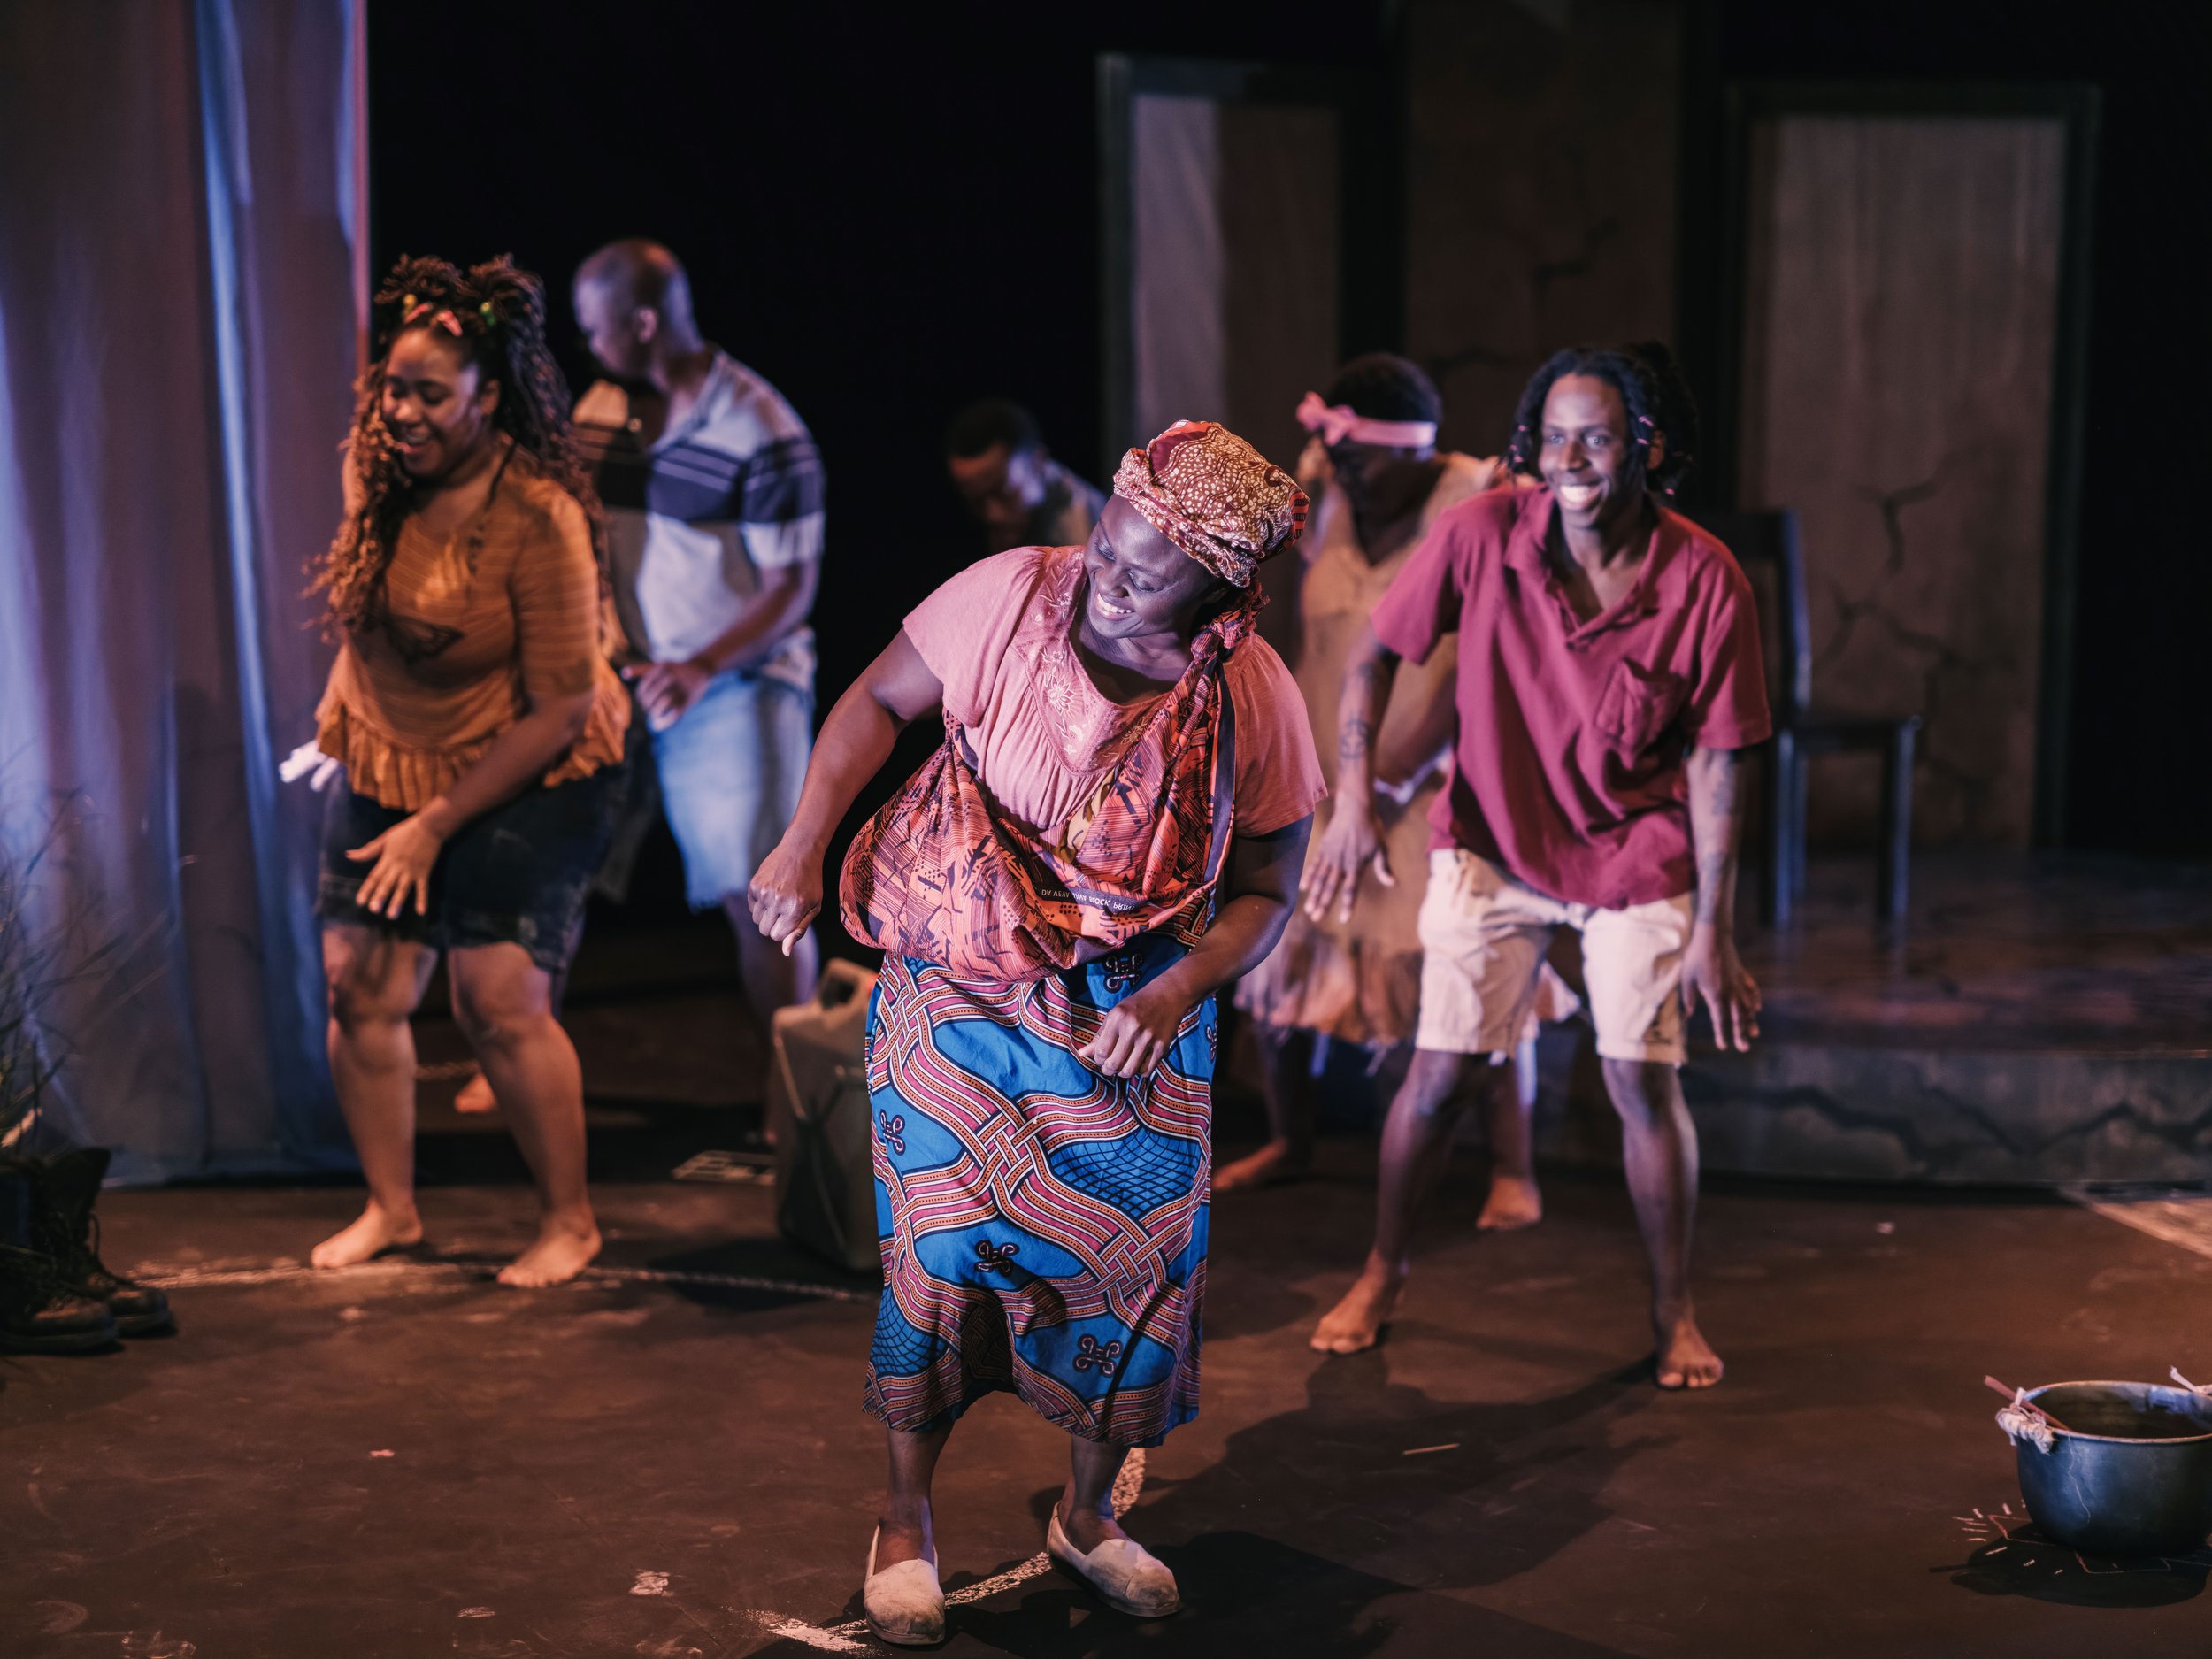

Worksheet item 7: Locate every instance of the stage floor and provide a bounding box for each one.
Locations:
[1747,851,2212,1054]
[412,850,2212,1189]
[7,1138,2212,1656]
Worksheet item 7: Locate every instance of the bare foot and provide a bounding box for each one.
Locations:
[1654,1309,1724,1389]
[1212,1141,1310,1193]
[1477,1172,1543,1231]
[452,1069,498,1115]
[311,1202,423,1270]
[497,1220,601,1287]
[1310,1254,1404,1355]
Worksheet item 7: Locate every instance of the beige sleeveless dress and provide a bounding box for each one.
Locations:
[1236,449,1576,1048]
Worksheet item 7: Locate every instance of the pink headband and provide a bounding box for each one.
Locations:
[1295,391,1437,450]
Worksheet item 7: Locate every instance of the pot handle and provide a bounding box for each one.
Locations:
[1995,1398,2056,1454]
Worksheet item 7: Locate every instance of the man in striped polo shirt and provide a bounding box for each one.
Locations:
[572,238,824,1027]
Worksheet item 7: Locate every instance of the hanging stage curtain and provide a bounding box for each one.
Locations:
[0,0,364,1179]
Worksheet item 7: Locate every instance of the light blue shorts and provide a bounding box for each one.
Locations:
[650,668,814,910]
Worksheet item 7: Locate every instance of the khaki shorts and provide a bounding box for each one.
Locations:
[1416,849,1693,1066]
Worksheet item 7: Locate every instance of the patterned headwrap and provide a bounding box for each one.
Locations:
[1111,419,1308,588]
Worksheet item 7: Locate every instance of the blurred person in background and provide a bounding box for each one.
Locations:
[944,396,1104,555]
[572,237,825,1017]
[1224,354,1574,1211]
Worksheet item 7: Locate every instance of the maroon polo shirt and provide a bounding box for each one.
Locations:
[1368,486,1771,910]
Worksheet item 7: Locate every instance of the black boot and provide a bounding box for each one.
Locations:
[0,1164,29,1248]
[0,1239,119,1352]
[24,1148,175,1337]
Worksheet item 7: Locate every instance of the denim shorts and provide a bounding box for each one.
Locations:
[315,757,630,973]
[649,667,814,909]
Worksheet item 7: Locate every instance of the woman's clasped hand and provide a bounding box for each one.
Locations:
[1076,982,1188,1079]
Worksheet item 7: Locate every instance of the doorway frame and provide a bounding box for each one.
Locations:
[1699,80,2100,847]
[1094,53,1399,483]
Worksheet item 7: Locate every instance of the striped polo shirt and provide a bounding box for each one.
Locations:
[576,351,825,690]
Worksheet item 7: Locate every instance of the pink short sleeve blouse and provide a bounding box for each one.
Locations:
[903,546,1325,838]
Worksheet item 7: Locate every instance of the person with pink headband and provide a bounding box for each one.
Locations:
[748,419,1323,1642]
[1225,355,1573,1215]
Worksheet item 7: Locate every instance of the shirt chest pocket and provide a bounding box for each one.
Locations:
[1593,659,1690,756]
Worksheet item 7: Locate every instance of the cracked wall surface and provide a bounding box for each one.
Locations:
[1678,1049,2212,1187]
[1404,0,1680,464]
[1740,116,2065,848]
[1522,1025,2212,1187]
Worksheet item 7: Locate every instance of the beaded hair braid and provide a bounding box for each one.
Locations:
[316,253,603,634]
[1502,341,1700,499]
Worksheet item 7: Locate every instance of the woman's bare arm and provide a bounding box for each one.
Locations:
[747,630,944,949]
[421,694,596,834]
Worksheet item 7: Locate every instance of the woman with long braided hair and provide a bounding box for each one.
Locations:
[307,255,631,1286]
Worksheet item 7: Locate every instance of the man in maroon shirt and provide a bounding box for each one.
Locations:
[1300,343,1769,1388]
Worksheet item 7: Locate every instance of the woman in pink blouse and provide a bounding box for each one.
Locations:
[750,421,1322,1643]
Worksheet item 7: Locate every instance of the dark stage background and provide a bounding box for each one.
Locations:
[368,0,2208,941]
[367,0,1395,936]
[1690,1,2212,855]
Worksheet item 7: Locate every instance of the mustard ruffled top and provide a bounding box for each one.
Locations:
[315,454,629,811]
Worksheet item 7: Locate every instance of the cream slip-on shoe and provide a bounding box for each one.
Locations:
[863,1527,947,1647]
[1045,1506,1181,1617]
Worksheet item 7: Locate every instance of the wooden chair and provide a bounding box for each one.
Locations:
[1691,509,1921,926]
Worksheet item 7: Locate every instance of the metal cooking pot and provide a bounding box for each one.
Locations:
[2012,1380,2212,1557]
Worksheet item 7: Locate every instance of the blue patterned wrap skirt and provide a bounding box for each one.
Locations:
[862,932,1214,1448]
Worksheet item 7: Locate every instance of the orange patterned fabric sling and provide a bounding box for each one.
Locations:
[838,600,1251,984]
